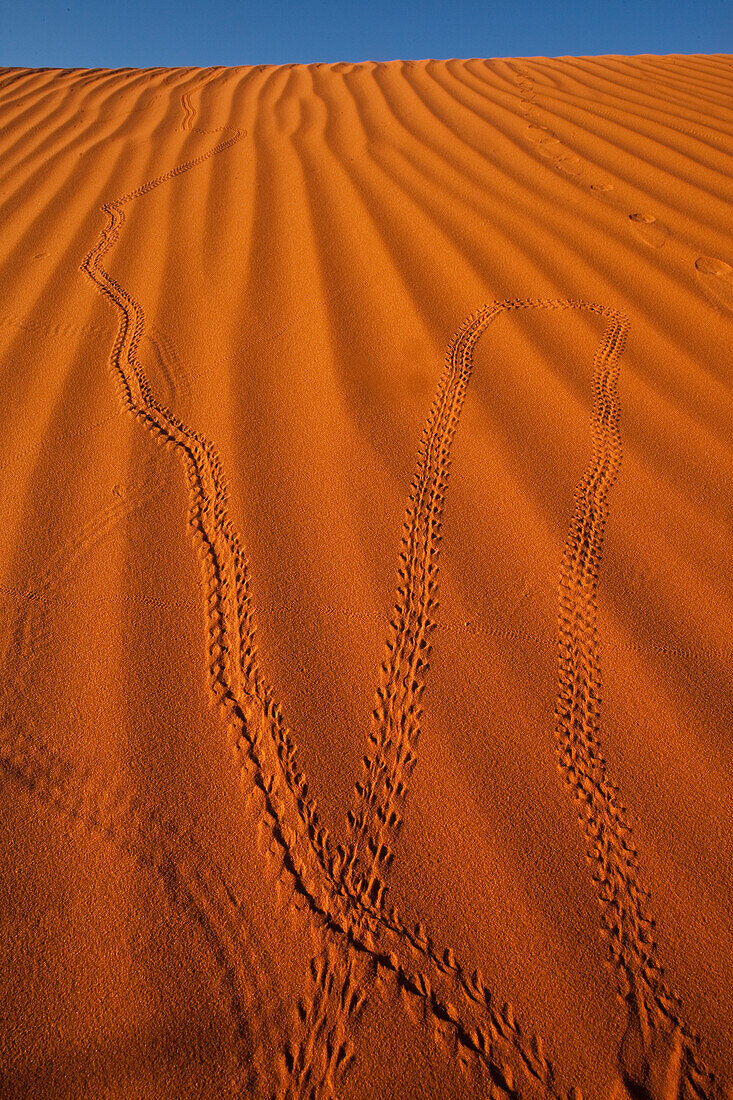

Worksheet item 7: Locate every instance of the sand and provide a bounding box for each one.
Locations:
[0,54,731,1099]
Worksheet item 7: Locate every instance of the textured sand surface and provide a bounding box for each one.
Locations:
[0,55,731,1099]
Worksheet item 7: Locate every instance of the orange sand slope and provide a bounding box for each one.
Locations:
[0,55,731,1099]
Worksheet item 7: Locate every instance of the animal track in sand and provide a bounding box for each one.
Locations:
[515,67,619,190]
[1,454,172,705]
[628,212,668,249]
[523,119,582,176]
[78,86,557,1099]
[0,76,712,1100]
[695,255,733,313]
[144,327,192,413]
[0,711,265,1093]
[0,310,109,342]
[512,65,732,324]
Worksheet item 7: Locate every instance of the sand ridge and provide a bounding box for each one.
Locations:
[0,56,731,1098]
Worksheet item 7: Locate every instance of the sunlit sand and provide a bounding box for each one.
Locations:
[1,55,731,1098]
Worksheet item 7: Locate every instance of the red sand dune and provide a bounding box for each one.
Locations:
[0,55,731,1099]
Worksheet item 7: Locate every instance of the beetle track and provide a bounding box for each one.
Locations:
[78,101,561,1094]
[72,74,719,1099]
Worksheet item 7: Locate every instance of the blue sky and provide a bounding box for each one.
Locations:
[1,0,731,68]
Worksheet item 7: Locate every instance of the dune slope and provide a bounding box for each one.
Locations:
[0,55,731,1099]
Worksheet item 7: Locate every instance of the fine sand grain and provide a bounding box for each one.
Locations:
[0,55,731,1099]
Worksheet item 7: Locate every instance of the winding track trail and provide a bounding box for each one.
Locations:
[79,92,717,1094]
[0,62,707,1097]
[0,58,728,1099]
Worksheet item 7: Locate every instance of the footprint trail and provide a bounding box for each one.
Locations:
[69,78,723,1100]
